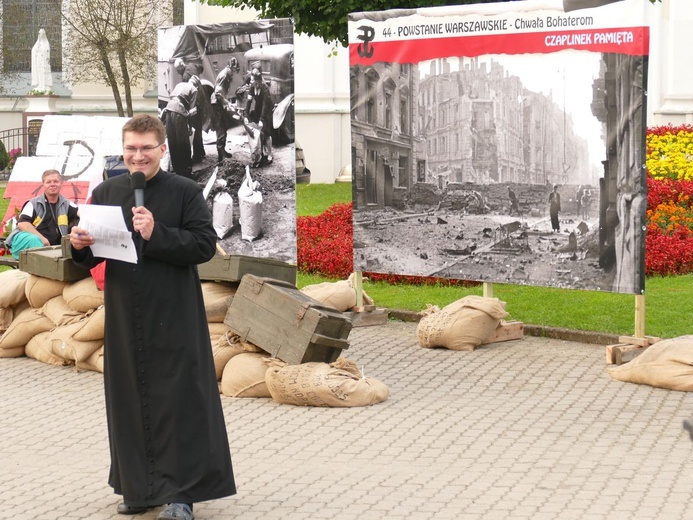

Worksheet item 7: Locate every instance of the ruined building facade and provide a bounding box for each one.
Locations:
[419,58,590,189]
[350,62,423,209]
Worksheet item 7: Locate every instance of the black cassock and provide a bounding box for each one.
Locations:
[72,171,236,507]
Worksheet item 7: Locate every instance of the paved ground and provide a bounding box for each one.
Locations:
[2,321,693,520]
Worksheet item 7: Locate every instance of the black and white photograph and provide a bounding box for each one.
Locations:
[349,0,649,294]
[158,20,296,263]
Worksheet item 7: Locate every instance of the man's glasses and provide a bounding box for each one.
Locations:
[124,144,162,155]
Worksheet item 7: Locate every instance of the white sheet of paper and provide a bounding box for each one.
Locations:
[78,204,137,264]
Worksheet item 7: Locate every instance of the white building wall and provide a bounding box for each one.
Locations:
[648,0,693,124]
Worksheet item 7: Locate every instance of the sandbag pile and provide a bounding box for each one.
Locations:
[416,295,509,351]
[300,273,374,312]
[607,336,693,391]
[0,273,105,372]
[1,271,390,407]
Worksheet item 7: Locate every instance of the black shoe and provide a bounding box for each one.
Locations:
[117,502,152,515]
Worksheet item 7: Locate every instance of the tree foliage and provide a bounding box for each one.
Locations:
[199,0,661,47]
[62,0,170,117]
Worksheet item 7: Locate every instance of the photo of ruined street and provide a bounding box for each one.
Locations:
[350,45,646,295]
[353,182,616,291]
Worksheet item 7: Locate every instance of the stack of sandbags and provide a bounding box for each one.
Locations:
[265,357,389,407]
[607,336,693,391]
[0,270,32,357]
[36,276,105,371]
[416,295,509,351]
[0,273,66,360]
[0,273,107,371]
[300,274,374,312]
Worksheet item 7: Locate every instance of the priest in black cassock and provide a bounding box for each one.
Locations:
[69,114,235,520]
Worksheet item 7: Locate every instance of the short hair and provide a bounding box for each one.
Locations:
[122,114,166,144]
[42,169,61,181]
[250,68,262,80]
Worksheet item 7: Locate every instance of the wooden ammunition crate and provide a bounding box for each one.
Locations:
[225,274,352,364]
[19,245,90,282]
[198,254,296,284]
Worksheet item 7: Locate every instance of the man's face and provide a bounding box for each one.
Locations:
[42,174,62,198]
[123,131,166,180]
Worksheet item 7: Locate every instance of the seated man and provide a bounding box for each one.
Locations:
[5,169,79,259]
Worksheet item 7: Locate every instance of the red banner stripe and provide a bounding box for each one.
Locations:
[350,26,649,65]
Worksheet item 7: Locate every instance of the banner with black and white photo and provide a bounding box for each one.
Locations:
[348,0,649,294]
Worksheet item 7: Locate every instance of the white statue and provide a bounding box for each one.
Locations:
[31,29,53,92]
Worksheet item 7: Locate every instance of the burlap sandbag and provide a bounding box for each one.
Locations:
[1,301,31,331]
[26,331,73,366]
[220,352,271,398]
[25,275,69,308]
[416,295,509,351]
[301,280,356,312]
[0,345,25,358]
[39,295,85,327]
[212,330,262,380]
[265,358,390,407]
[62,276,104,312]
[301,276,374,312]
[76,345,104,373]
[50,318,104,362]
[0,307,54,349]
[607,336,693,391]
[202,282,237,323]
[208,322,229,337]
[72,306,105,342]
[0,269,30,307]
[0,307,13,332]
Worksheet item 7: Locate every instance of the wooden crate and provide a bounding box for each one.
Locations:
[225,274,352,364]
[198,254,296,284]
[19,246,90,282]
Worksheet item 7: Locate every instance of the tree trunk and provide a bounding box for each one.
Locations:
[117,47,134,117]
[99,47,125,117]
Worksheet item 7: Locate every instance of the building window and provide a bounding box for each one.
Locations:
[366,149,377,204]
[384,89,392,129]
[400,63,409,76]
[3,0,63,73]
[400,94,408,135]
[417,160,426,182]
[383,79,395,130]
[398,156,408,187]
[366,73,378,125]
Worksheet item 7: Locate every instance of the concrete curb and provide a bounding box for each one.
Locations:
[387,308,619,346]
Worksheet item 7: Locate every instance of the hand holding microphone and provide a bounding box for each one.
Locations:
[130,171,154,241]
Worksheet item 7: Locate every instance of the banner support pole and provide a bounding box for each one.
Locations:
[354,271,364,308]
[483,282,493,298]
[634,294,645,338]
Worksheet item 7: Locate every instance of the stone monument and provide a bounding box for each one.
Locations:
[30,28,52,93]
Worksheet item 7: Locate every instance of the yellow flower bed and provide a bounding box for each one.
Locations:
[646,125,693,181]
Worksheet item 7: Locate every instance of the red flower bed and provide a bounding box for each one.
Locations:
[645,177,693,276]
[297,202,475,286]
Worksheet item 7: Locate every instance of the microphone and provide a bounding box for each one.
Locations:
[130,171,146,207]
